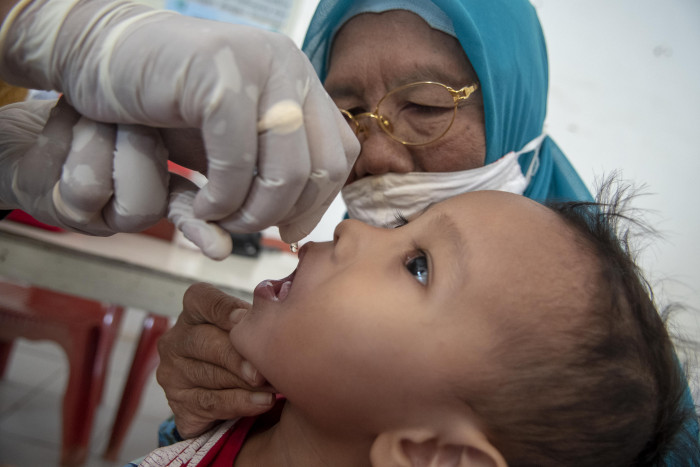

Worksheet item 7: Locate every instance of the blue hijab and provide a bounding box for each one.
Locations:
[302,0,592,203]
[302,0,699,463]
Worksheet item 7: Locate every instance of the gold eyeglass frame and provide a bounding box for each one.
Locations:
[339,81,479,146]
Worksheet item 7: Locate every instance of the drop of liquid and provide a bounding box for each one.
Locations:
[290,242,299,253]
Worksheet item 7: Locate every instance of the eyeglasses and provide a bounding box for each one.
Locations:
[339,81,478,146]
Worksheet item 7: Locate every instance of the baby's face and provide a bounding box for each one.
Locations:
[231,191,593,432]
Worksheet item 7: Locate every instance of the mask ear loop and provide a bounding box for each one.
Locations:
[519,133,547,185]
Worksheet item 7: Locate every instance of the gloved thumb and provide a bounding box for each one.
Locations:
[168,176,232,260]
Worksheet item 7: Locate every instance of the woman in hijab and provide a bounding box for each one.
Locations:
[304,0,591,214]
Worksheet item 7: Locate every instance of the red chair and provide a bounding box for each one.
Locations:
[0,280,124,467]
[103,312,170,461]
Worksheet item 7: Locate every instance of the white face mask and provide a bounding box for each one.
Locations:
[341,134,546,227]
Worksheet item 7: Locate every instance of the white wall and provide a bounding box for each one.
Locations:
[536,0,700,342]
[296,1,700,337]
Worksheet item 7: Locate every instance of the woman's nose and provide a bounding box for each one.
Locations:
[347,129,415,183]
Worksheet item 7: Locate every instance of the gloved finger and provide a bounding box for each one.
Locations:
[169,176,232,260]
[212,43,318,234]
[278,192,335,243]
[276,87,360,242]
[102,124,169,232]
[41,97,82,140]
[0,99,58,149]
[215,97,311,233]
[14,98,81,203]
[0,100,54,206]
[192,65,259,221]
[55,116,116,224]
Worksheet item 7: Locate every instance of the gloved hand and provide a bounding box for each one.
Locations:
[156,283,275,438]
[0,97,170,234]
[0,0,360,243]
[0,97,236,258]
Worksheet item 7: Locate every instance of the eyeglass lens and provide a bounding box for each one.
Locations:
[343,82,458,145]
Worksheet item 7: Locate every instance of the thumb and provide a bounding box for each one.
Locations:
[181,282,252,331]
[168,176,232,260]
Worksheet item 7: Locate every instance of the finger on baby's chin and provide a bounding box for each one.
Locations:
[180,359,258,390]
[181,282,250,331]
[229,307,248,325]
[177,326,268,389]
[201,388,276,419]
[181,320,241,369]
[175,388,277,438]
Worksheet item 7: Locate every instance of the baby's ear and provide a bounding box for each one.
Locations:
[370,428,506,467]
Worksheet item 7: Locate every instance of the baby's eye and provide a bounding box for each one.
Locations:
[405,252,429,286]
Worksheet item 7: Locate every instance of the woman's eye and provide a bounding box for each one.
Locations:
[405,252,429,286]
[345,106,366,116]
[405,102,452,116]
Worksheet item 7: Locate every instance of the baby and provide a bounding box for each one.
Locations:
[134,189,698,466]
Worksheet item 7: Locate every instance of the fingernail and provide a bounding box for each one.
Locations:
[251,392,274,406]
[242,360,260,385]
[230,308,247,324]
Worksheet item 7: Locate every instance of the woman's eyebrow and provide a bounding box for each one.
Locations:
[399,64,471,87]
[324,84,359,101]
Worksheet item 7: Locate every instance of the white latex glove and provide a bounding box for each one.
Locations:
[0,97,170,234]
[0,98,234,258]
[0,0,360,243]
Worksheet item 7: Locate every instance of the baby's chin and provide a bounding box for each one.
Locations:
[229,322,282,392]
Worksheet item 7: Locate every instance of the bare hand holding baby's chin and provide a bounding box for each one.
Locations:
[156,283,275,438]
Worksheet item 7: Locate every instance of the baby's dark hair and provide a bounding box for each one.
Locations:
[466,178,699,466]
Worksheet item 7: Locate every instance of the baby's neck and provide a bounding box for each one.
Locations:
[234,401,373,467]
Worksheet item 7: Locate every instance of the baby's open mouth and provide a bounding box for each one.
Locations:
[253,242,309,303]
[254,269,296,302]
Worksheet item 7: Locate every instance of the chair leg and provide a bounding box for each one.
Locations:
[0,339,13,378]
[103,313,170,461]
[0,284,125,466]
[92,306,125,407]
[60,328,101,467]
